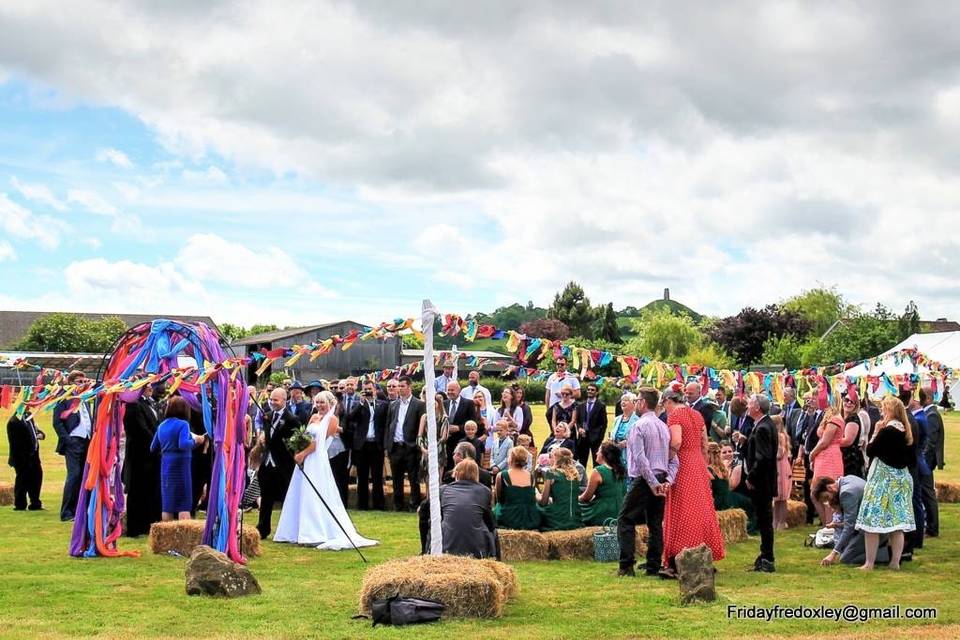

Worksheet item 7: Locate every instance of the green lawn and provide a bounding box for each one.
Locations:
[1,409,958,639]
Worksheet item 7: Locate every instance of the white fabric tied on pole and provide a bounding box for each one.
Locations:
[451,344,459,381]
[422,299,443,555]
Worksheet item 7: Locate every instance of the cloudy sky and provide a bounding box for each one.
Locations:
[1,1,959,327]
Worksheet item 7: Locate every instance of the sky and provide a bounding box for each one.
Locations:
[1,1,959,328]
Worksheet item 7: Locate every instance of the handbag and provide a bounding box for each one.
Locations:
[593,518,620,562]
[371,596,444,627]
[804,527,835,548]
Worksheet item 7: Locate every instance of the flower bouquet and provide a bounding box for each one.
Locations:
[285,425,313,454]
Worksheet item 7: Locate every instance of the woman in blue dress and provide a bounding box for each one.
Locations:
[151,396,204,521]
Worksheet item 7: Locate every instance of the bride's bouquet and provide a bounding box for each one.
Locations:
[285,425,313,455]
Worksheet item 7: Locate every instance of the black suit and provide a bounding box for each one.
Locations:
[781,401,802,456]
[288,399,313,426]
[52,400,91,521]
[444,396,478,468]
[345,398,388,510]
[922,405,944,536]
[745,414,778,563]
[6,414,43,510]
[257,407,300,539]
[384,397,426,510]
[122,397,161,536]
[578,398,608,466]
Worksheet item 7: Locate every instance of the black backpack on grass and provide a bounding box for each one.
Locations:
[371,596,444,626]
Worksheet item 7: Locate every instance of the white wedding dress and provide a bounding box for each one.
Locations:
[273,411,378,550]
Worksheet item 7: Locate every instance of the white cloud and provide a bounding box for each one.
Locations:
[95,147,134,169]
[0,192,66,248]
[10,176,67,211]
[176,233,308,288]
[0,240,15,261]
[1,2,959,321]
[67,189,118,216]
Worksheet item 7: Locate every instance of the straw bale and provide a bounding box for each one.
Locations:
[716,509,748,544]
[544,527,602,560]
[497,530,550,562]
[0,482,13,506]
[148,520,261,557]
[358,555,515,618]
[936,482,960,504]
[785,500,807,528]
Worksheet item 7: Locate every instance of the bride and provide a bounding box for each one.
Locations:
[274,390,377,550]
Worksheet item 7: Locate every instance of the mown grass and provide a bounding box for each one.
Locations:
[0,409,957,639]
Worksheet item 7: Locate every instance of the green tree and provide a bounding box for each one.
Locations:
[247,323,279,336]
[781,286,849,337]
[800,303,900,366]
[594,302,622,343]
[401,333,425,349]
[15,313,127,352]
[218,322,247,343]
[898,300,920,341]
[548,281,594,338]
[684,343,737,369]
[625,309,704,360]
[761,334,804,369]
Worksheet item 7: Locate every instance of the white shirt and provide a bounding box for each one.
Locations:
[394,397,411,443]
[70,403,92,439]
[434,373,453,393]
[459,383,492,409]
[546,372,580,407]
[366,401,377,441]
[264,411,281,467]
[493,406,523,430]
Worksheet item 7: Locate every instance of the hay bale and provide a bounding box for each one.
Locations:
[498,529,550,561]
[148,520,261,557]
[785,500,807,528]
[936,482,960,503]
[716,509,748,544]
[0,482,13,507]
[358,555,515,618]
[544,527,602,560]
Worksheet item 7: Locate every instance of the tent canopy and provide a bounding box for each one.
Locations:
[843,331,960,397]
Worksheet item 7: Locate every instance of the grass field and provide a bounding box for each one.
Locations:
[1,408,958,639]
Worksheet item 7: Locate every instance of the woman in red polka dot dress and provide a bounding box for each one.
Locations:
[660,385,725,576]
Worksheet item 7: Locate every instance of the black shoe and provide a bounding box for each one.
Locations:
[13,507,26,511]
[926,530,939,538]
[617,567,636,577]
[753,555,762,569]
[754,559,776,573]
[28,505,44,511]
[900,552,913,562]
[644,568,659,577]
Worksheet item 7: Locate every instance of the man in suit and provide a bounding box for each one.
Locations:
[686,382,719,439]
[6,412,44,510]
[744,393,778,573]
[384,376,426,511]
[287,382,313,425]
[578,383,608,467]
[345,379,388,510]
[122,385,162,536]
[257,387,300,540]
[443,441,493,487]
[780,386,801,456]
[904,389,926,555]
[796,392,823,525]
[52,370,93,521]
[921,386,944,537]
[444,380,478,469]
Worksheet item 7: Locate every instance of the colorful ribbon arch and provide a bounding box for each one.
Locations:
[69,319,250,563]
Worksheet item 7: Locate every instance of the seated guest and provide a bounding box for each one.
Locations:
[516,434,536,471]
[150,397,205,521]
[708,442,756,534]
[486,418,514,475]
[538,448,581,531]
[579,441,627,525]
[494,447,540,530]
[540,422,575,456]
[814,475,890,566]
[442,441,493,488]
[438,459,497,558]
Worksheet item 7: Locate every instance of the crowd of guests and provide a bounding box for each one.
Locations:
[3,361,948,577]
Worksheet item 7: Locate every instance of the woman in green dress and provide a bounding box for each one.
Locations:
[707,442,756,534]
[579,441,627,525]
[494,446,540,530]
[538,447,581,531]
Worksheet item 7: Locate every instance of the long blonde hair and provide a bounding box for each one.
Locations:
[551,447,580,481]
[880,396,914,445]
[706,442,728,480]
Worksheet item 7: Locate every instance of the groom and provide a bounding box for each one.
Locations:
[257,388,300,540]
